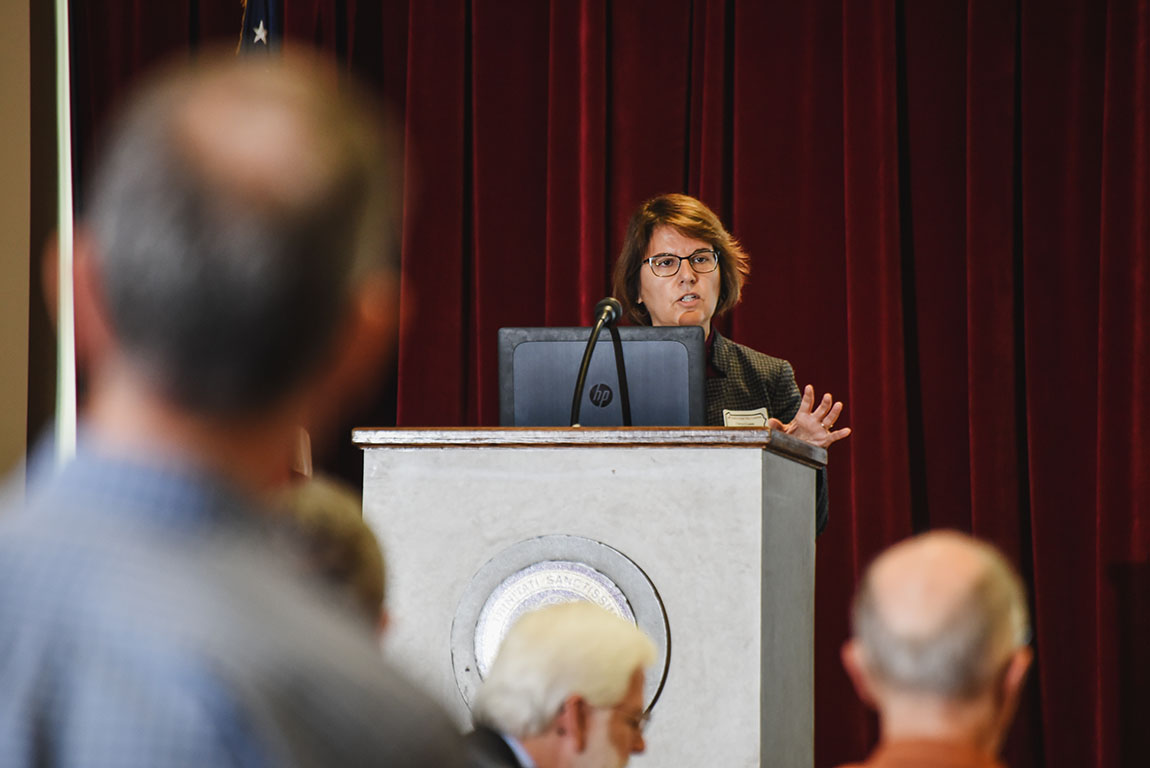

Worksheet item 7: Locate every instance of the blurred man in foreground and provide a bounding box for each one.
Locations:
[467,601,656,768]
[0,53,461,766]
[839,532,1033,768]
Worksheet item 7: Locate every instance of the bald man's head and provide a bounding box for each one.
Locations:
[851,531,1029,700]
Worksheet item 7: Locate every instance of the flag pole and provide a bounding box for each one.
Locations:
[54,0,76,465]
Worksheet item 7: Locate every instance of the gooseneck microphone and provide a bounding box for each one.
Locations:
[592,296,623,326]
[570,297,632,427]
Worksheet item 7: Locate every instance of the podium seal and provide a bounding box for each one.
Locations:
[473,560,635,678]
[451,535,669,712]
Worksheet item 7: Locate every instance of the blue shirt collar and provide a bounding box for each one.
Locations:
[500,733,538,768]
[24,427,261,533]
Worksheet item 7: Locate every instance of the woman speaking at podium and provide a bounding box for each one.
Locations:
[611,193,849,533]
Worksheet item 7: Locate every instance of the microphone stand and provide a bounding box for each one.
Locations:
[570,299,632,427]
[606,322,632,426]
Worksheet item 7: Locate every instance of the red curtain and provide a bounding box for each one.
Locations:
[66,2,1150,766]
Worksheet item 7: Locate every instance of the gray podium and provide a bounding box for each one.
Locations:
[353,427,824,768]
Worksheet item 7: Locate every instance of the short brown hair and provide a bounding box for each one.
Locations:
[280,475,386,626]
[611,193,751,326]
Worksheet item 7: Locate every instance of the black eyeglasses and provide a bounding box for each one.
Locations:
[589,704,650,735]
[616,708,651,735]
[642,248,720,277]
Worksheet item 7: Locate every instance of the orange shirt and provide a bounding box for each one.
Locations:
[838,739,1006,768]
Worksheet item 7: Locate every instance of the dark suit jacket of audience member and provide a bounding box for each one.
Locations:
[705,330,830,534]
[465,725,527,768]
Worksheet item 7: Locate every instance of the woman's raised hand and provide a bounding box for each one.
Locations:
[767,384,852,449]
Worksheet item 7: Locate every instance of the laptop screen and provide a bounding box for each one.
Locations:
[498,326,706,427]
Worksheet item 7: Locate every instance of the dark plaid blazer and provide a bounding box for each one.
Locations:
[706,331,829,534]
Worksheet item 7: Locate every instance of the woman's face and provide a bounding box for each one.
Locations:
[637,225,721,337]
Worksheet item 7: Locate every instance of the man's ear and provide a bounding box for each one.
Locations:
[1002,646,1032,700]
[989,645,1033,752]
[841,639,879,709]
[344,271,403,380]
[70,229,116,371]
[554,694,589,752]
[305,272,402,433]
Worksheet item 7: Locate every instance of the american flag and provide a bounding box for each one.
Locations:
[238,0,281,54]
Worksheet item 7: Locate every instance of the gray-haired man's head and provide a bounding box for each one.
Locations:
[842,531,1033,755]
[471,602,656,768]
[83,52,396,414]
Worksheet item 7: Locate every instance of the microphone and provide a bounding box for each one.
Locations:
[570,297,632,427]
[593,297,623,326]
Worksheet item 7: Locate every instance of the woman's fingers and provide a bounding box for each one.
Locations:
[799,384,816,413]
[822,400,843,427]
[827,426,852,444]
[812,392,834,421]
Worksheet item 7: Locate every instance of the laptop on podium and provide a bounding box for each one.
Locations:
[497,326,706,427]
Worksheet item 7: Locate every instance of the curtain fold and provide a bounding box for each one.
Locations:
[729,2,862,760]
[469,0,552,424]
[840,0,915,570]
[686,0,730,214]
[65,2,1150,766]
[1096,1,1150,764]
[964,0,1025,581]
[395,0,470,425]
[607,1,694,249]
[1021,3,1108,765]
[961,2,1043,763]
[543,0,607,329]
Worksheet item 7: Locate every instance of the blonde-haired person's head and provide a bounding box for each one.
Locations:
[279,475,387,633]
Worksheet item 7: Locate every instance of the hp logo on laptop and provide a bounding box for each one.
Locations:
[588,383,614,408]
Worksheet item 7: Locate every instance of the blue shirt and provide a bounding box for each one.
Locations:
[0,439,463,767]
[501,734,537,768]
